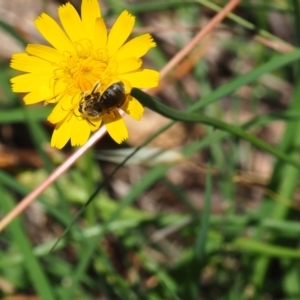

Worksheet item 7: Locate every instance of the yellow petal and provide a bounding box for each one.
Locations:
[23,92,43,104]
[54,91,80,111]
[24,79,67,104]
[120,79,132,94]
[58,2,85,43]
[100,60,118,84]
[103,110,128,143]
[107,11,135,57]
[34,13,75,53]
[118,69,160,88]
[117,57,142,74]
[11,73,54,92]
[94,18,107,49]
[74,110,103,132]
[90,118,102,131]
[48,102,70,124]
[115,34,156,60]
[10,53,53,73]
[20,78,66,104]
[52,80,68,99]
[121,96,144,120]
[26,44,63,62]
[71,117,91,146]
[82,0,101,41]
[23,87,55,104]
[50,113,74,149]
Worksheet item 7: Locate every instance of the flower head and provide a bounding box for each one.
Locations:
[10,0,159,148]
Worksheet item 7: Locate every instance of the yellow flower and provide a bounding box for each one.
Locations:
[10,0,159,149]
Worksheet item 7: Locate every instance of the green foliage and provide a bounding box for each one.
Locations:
[1,0,300,300]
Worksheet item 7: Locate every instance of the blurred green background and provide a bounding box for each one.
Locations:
[1,0,300,299]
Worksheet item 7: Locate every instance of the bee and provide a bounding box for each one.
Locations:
[79,81,126,119]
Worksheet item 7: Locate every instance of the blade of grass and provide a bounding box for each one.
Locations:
[0,185,57,300]
[132,88,300,171]
[196,0,293,50]
[0,170,80,230]
[250,0,300,293]
[0,106,51,123]
[188,164,213,299]
[195,164,212,262]
[0,19,27,46]
[233,238,300,258]
[189,49,300,110]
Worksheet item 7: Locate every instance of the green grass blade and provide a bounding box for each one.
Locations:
[0,106,51,124]
[132,89,300,171]
[0,186,57,300]
[195,164,212,262]
[233,238,300,258]
[188,49,300,110]
[250,0,300,292]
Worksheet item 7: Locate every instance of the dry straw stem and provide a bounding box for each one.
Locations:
[155,36,213,94]
[233,175,300,212]
[254,36,294,53]
[0,0,241,232]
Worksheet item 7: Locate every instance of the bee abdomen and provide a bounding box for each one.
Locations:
[101,82,126,108]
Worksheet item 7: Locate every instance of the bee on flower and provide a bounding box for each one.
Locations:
[10,0,160,149]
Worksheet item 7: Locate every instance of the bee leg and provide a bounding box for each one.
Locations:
[82,91,89,99]
[107,109,118,118]
[73,110,96,126]
[91,81,101,96]
[86,118,96,126]
[73,111,82,118]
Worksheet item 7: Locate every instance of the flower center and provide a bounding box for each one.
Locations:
[59,39,109,95]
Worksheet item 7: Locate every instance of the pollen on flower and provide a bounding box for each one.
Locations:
[10,0,160,149]
[55,40,107,93]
